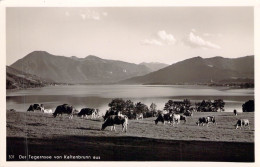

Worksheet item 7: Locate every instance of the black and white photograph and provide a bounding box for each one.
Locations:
[1,0,259,165]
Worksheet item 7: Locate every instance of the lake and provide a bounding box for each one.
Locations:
[6,85,254,114]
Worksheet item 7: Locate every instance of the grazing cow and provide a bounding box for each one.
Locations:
[196,116,216,126]
[78,108,99,119]
[27,104,44,112]
[235,119,250,129]
[101,115,128,132]
[43,109,53,114]
[53,104,78,119]
[234,109,238,116]
[135,113,144,120]
[206,116,216,125]
[154,113,173,125]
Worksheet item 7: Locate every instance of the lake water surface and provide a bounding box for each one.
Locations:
[6,85,254,114]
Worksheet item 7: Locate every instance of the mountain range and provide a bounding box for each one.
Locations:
[120,56,254,84]
[10,51,167,84]
[9,51,254,85]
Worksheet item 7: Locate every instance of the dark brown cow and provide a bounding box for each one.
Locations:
[101,115,128,132]
[53,104,78,119]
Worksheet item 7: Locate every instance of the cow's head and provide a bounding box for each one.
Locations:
[53,112,57,118]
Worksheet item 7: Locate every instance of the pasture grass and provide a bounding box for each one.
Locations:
[6,111,254,161]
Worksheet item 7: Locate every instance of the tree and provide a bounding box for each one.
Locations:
[213,99,225,112]
[124,99,135,116]
[242,100,254,112]
[164,100,175,113]
[150,102,157,117]
[108,98,126,113]
[195,99,225,112]
[134,102,149,118]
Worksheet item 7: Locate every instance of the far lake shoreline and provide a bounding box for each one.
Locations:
[6,84,254,114]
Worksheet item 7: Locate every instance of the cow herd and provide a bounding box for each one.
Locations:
[26,103,251,133]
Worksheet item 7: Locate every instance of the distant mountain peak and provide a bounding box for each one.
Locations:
[85,55,102,60]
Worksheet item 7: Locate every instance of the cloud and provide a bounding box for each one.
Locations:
[184,32,221,49]
[157,30,176,45]
[141,30,176,46]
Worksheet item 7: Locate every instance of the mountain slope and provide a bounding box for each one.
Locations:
[120,56,254,84]
[6,66,53,89]
[10,51,152,84]
[139,62,169,72]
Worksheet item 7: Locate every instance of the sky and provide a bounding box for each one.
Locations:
[6,7,254,65]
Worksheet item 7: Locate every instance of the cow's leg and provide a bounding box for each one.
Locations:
[113,125,116,132]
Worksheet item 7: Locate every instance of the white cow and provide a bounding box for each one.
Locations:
[173,114,181,124]
[44,109,53,114]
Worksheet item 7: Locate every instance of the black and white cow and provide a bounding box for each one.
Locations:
[235,119,250,129]
[78,108,99,119]
[101,115,128,132]
[154,113,173,125]
[27,104,44,112]
[196,116,216,126]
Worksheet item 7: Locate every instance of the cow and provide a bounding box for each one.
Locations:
[196,116,216,126]
[101,115,128,132]
[234,109,238,116]
[154,113,173,125]
[235,119,250,129]
[103,109,118,121]
[171,114,187,124]
[135,113,144,120]
[53,104,78,119]
[27,104,44,112]
[78,108,99,119]
[43,109,53,114]
[196,117,208,126]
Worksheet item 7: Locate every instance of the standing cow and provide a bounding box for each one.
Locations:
[196,116,216,126]
[235,119,250,129]
[78,108,99,119]
[27,104,44,112]
[233,109,238,116]
[101,115,128,132]
[53,104,78,119]
[154,113,173,125]
[135,113,144,120]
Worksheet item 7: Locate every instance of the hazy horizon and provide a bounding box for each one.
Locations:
[6,7,254,65]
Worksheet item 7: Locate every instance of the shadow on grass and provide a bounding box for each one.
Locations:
[7,135,254,162]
